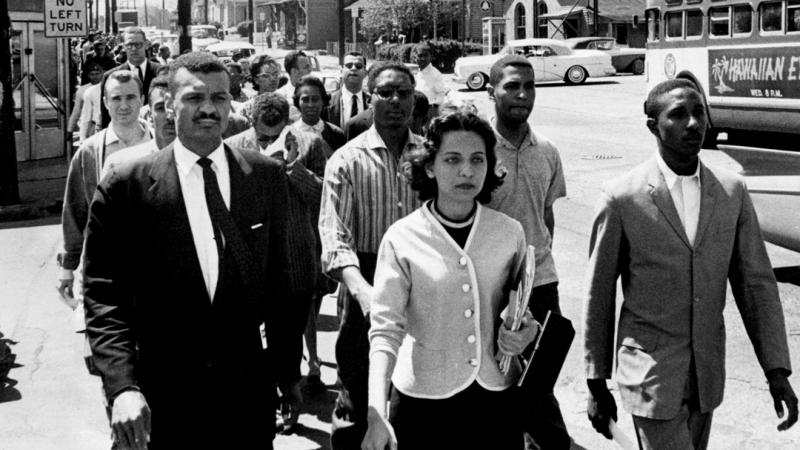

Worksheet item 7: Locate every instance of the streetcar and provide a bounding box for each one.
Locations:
[645,0,800,253]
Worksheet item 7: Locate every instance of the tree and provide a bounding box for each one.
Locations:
[360,0,460,42]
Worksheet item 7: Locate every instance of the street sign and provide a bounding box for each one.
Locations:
[45,0,88,38]
[480,1,492,12]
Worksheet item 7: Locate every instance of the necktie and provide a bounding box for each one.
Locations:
[136,66,144,95]
[197,158,256,291]
[351,94,359,120]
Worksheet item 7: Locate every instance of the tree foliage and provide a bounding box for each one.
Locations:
[360,0,460,40]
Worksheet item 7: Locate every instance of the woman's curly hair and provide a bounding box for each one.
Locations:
[406,110,504,203]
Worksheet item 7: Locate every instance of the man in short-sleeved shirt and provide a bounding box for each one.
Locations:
[486,55,570,450]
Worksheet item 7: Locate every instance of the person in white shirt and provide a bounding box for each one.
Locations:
[412,43,449,117]
[274,50,311,122]
[69,62,104,143]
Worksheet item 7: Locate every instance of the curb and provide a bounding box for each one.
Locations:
[0,200,62,223]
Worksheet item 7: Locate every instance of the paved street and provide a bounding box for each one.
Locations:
[1,74,799,449]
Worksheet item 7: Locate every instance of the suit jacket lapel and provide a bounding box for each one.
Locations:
[647,158,692,249]
[225,144,254,227]
[692,163,718,248]
[147,145,212,303]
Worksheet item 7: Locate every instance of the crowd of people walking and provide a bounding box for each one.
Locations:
[56,26,797,450]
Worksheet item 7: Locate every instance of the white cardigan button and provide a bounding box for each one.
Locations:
[467,335,476,344]
[468,358,478,366]
[464,309,473,318]
[459,257,467,266]
[462,284,470,293]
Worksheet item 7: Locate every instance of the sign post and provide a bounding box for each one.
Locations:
[45,0,88,38]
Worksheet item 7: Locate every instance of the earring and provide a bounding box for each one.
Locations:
[426,171,434,179]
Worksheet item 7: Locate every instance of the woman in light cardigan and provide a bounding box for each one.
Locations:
[362,112,540,450]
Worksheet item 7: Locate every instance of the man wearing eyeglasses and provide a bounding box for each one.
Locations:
[99,26,162,128]
[326,52,370,129]
[319,62,423,450]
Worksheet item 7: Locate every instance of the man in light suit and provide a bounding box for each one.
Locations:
[584,79,797,449]
[83,52,295,450]
[326,52,370,129]
[99,27,162,128]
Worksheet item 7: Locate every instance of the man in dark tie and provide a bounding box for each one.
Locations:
[326,52,370,129]
[99,26,162,128]
[83,52,294,450]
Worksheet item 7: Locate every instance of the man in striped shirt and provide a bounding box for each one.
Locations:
[319,62,423,449]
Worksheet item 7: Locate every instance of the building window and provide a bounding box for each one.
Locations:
[537,1,548,38]
[515,4,527,39]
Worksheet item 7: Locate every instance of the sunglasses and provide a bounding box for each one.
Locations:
[344,62,365,70]
[374,86,414,99]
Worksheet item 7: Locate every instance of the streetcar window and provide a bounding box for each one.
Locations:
[709,7,731,36]
[760,1,783,32]
[666,11,683,38]
[789,0,800,32]
[687,9,704,36]
[733,5,753,34]
[646,9,660,41]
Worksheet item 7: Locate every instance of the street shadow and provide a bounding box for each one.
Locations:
[0,331,22,404]
[0,215,60,231]
[282,383,338,449]
[775,266,800,286]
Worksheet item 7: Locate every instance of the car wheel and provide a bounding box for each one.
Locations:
[466,72,487,90]
[632,59,645,75]
[565,66,587,84]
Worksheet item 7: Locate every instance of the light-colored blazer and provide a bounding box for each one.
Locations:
[370,203,527,399]
[584,157,791,420]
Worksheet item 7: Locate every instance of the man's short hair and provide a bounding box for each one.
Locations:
[412,42,431,55]
[147,75,170,103]
[293,75,331,108]
[168,51,229,93]
[283,50,308,73]
[367,61,416,92]
[644,78,702,119]
[250,54,279,79]
[122,26,147,41]
[84,61,104,73]
[106,69,143,95]
[252,92,289,126]
[345,51,366,66]
[489,55,533,87]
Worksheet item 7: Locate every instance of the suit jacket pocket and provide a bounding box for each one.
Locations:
[620,329,658,353]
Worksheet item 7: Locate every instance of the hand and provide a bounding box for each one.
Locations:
[285,131,299,163]
[767,370,798,431]
[110,390,151,450]
[497,311,540,357]
[56,271,80,310]
[361,407,397,450]
[587,379,617,439]
[278,380,303,432]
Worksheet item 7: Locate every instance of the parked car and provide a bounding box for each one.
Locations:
[565,37,645,75]
[206,42,256,65]
[189,25,220,51]
[453,38,616,90]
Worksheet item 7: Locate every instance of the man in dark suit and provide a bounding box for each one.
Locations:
[584,79,797,449]
[327,52,370,129]
[100,27,162,128]
[83,52,295,450]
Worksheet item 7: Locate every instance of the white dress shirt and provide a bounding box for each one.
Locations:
[656,153,701,245]
[416,64,449,106]
[174,139,230,300]
[128,60,148,82]
[340,89,365,127]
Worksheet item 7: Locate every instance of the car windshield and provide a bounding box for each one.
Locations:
[511,45,552,57]
[590,40,615,50]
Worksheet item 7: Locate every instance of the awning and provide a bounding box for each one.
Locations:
[344,0,371,11]
[539,6,589,20]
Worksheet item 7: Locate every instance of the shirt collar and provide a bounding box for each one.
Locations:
[294,119,325,134]
[127,60,147,76]
[490,117,536,149]
[263,126,293,154]
[106,120,151,145]
[342,87,363,98]
[364,125,422,153]
[174,138,226,178]
[655,152,700,190]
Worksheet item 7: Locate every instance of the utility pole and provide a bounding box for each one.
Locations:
[461,0,466,46]
[338,0,344,65]
[111,0,118,34]
[144,0,149,27]
[204,0,209,24]
[248,0,254,45]
[0,0,20,205]
[593,0,599,36]
[105,0,111,33]
[178,0,192,53]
